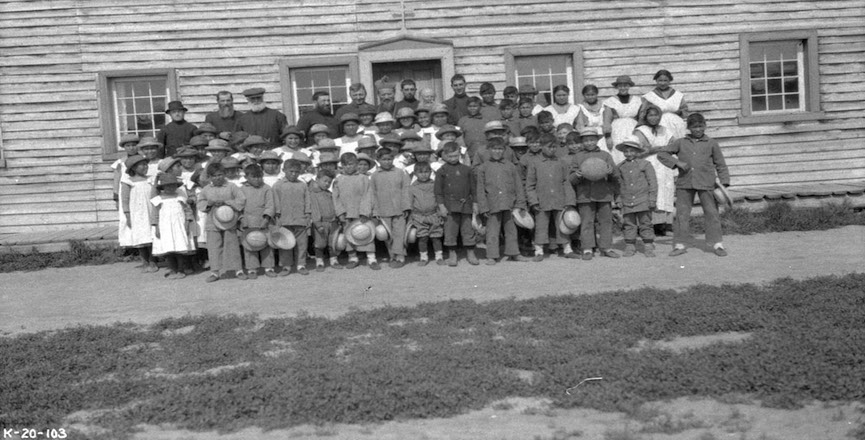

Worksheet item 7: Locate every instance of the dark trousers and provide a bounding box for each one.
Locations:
[674,188,722,246]
[485,210,519,259]
[578,202,613,251]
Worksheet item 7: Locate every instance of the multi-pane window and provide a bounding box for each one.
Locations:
[98,69,176,158]
[749,41,804,113]
[514,54,574,107]
[291,66,350,121]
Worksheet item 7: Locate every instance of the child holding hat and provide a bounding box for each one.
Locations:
[615,138,658,257]
[569,128,620,260]
[151,173,196,279]
[370,147,411,268]
[434,141,479,266]
[309,168,341,271]
[239,164,277,278]
[526,133,578,261]
[272,158,312,275]
[332,152,377,269]
[197,162,247,282]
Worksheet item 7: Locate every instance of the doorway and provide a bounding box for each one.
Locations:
[372,59,443,105]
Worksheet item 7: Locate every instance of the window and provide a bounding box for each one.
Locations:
[98,69,177,159]
[279,56,359,124]
[504,45,583,106]
[739,31,822,124]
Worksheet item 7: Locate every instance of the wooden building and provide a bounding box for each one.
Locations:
[1,0,864,235]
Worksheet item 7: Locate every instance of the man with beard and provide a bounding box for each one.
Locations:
[235,88,288,145]
[204,91,243,134]
[443,74,469,126]
[296,91,339,145]
[418,88,437,107]
[393,79,419,113]
[374,77,396,115]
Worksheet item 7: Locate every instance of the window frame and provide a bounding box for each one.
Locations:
[279,56,359,124]
[738,30,823,125]
[98,69,177,161]
[504,44,584,106]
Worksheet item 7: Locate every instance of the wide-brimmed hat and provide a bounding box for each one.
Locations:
[415,104,432,114]
[430,103,449,115]
[357,136,378,151]
[241,135,270,151]
[288,151,312,164]
[412,141,434,154]
[557,208,580,235]
[195,123,218,135]
[242,87,265,98]
[357,104,378,116]
[206,139,232,152]
[578,127,602,138]
[221,157,241,169]
[329,226,346,253]
[309,124,332,137]
[165,101,188,114]
[268,226,296,250]
[518,84,538,95]
[579,157,609,181]
[714,178,733,211]
[242,228,269,252]
[400,130,421,142]
[157,156,181,173]
[356,153,375,165]
[345,219,375,247]
[156,173,181,190]
[373,112,395,125]
[313,138,339,151]
[435,125,461,140]
[378,133,404,148]
[340,113,360,124]
[118,133,140,147]
[510,136,528,148]
[213,205,238,230]
[484,120,507,134]
[175,147,199,158]
[189,135,209,148]
[318,152,339,165]
[395,107,416,120]
[374,219,391,242]
[611,75,635,87]
[124,154,148,170]
[615,139,646,153]
[512,208,535,229]
[404,224,417,244]
[280,125,305,140]
[257,151,282,164]
[137,137,162,150]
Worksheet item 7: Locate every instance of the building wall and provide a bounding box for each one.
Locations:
[1,0,864,234]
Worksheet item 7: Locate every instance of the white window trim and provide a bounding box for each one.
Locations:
[279,56,359,124]
[738,30,824,125]
[504,45,584,105]
[98,69,177,160]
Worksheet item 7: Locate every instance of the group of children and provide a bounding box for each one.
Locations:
[113,78,730,282]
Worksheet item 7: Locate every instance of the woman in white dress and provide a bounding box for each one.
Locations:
[543,84,581,128]
[602,75,643,164]
[640,69,688,141]
[574,84,610,155]
[634,105,676,235]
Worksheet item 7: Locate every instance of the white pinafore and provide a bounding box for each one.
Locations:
[635,125,676,217]
[122,175,155,247]
[603,96,642,164]
[151,195,196,255]
[577,103,610,154]
[643,89,687,140]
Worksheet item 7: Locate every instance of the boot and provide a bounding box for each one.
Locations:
[466,248,479,265]
[644,243,656,258]
[623,244,636,257]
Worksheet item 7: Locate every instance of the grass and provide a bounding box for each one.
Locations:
[2,274,865,438]
[0,240,128,273]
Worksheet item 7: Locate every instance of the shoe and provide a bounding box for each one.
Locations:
[669,248,687,257]
[298,267,309,275]
[466,250,479,265]
[205,273,220,283]
[236,271,248,280]
[331,262,344,270]
[278,266,292,276]
[265,269,277,278]
[145,263,159,273]
[447,253,458,267]
[183,268,194,275]
[475,242,487,250]
[509,255,532,262]
[623,245,636,257]
[418,259,429,267]
[248,271,258,280]
[602,249,620,259]
[174,272,186,280]
[369,261,381,270]
[644,244,656,258]
[436,258,447,266]
[532,254,544,262]
[581,252,593,261]
[565,252,581,259]
[486,258,497,266]
[316,264,325,273]
[714,247,728,257]
[389,260,405,269]
[346,261,359,269]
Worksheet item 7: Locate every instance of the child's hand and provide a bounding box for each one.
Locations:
[338,214,347,224]
[153,226,161,239]
[530,204,539,214]
[212,200,224,207]
[125,216,132,228]
[360,215,369,223]
[676,161,691,173]
[438,204,448,217]
[572,168,583,179]
[605,164,613,175]
[403,209,411,219]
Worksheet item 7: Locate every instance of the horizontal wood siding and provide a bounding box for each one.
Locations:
[1,0,864,234]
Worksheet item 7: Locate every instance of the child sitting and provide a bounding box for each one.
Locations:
[475,137,530,264]
[371,147,411,268]
[332,152,377,269]
[272,159,312,275]
[615,139,658,257]
[197,163,246,282]
[526,133,578,260]
[657,113,730,257]
[151,173,196,279]
[239,164,276,278]
[309,168,341,271]
[434,141,479,266]
[408,161,444,265]
[569,128,619,260]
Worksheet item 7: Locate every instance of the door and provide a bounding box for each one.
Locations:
[372,60,442,104]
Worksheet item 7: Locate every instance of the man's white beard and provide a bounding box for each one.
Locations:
[250,102,267,113]
[218,106,234,118]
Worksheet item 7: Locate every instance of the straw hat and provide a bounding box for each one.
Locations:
[611,75,635,87]
[562,206,581,229]
[242,229,269,252]
[156,173,181,190]
[205,139,232,152]
[268,226,296,250]
[373,112,395,125]
[329,226,346,253]
[400,130,421,142]
[579,157,609,181]
[257,151,282,164]
[313,138,339,151]
[280,125,305,140]
[395,107,416,120]
[714,178,733,211]
[404,224,417,244]
[357,136,378,151]
[557,209,578,235]
[345,219,375,247]
[615,138,646,153]
[212,205,238,230]
[124,154,148,171]
[309,124,331,137]
[118,133,140,147]
[339,112,360,124]
[157,157,181,173]
[189,135,209,148]
[356,153,375,166]
[195,123,219,135]
[378,133,404,148]
[374,219,391,242]
[430,103,449,115]
[510,136,528,148]
[175,147,199,157]
[137,137,162,150]
[318,152,339,165]
[241,135,270,151]
[435,125,461,140]
[512,208,535,229]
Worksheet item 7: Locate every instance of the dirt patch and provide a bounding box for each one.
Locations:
[632,331,753,353]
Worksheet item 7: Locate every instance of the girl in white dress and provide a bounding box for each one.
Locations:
[634,105,676,235]
[640,69,688,140]
[120,155,157,272]
[603,75,643,164]
[574,84,610,155]
[543,84,581,128]
[112,135,139,248]
[151,173,196,279]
